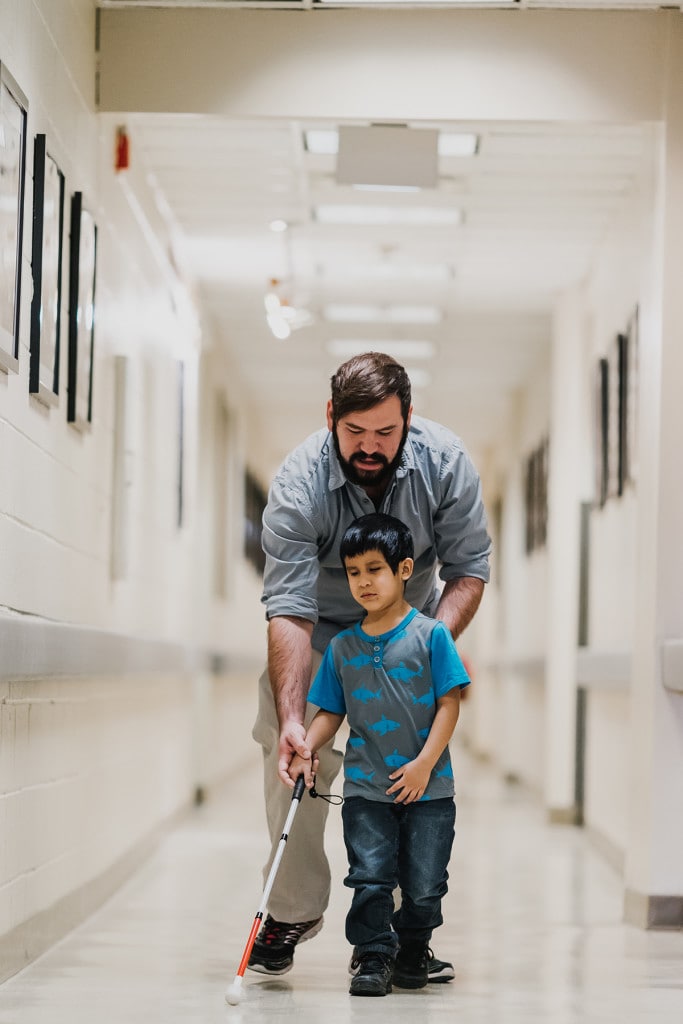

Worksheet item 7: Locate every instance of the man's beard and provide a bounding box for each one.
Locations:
[332,422,409,489]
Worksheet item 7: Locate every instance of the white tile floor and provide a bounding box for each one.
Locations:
[1,745,681,1024]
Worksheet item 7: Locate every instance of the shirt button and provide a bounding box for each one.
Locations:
[374,656,381,663]
[374,645,380,651]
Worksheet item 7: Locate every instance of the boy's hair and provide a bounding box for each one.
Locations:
[340,513,414,574]
[330,352,412,424]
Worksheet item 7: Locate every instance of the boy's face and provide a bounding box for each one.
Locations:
[344,549,413,615]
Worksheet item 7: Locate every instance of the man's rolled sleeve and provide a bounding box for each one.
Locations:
[434,445,491,583]
[261,479,320,624]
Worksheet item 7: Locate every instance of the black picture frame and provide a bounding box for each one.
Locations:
[30,134,65,403]
[616,331,629,497]
[0,64,28,375]
[624,306,639,488]
[244,470,267,574]
[524,437,549,555]
[606,337,622,500]
[595,357,609,508]
[67,191,97,426]
[177,360,185,529]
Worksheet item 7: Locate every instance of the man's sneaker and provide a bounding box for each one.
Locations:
[426,946,455,983]
[247,915,323,975]
[393,941,429,989]
[349,952,394,997]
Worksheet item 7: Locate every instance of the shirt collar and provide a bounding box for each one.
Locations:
[326,430,415,492]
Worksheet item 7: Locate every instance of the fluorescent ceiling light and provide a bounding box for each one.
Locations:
[439,132,479,157]
[328,340,436,361]
[304,128,479,158]
[318,0,505,4]
[304,129,339,155]
[323,304,442,325]
[353,184,421,194]
[324,262,453,283]
[315,204,462,226]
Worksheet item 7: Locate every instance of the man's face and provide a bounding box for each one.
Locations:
[327,396,412,489]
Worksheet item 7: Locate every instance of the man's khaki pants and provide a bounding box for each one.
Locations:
[251,652,344,923]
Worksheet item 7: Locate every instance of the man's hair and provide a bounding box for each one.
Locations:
[340,513,414,574]
[330,352,412,423]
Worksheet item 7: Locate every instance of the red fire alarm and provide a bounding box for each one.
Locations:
[115,126,129,172]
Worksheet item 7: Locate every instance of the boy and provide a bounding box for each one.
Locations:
[287,512,470,997]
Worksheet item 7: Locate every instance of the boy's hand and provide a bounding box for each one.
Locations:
[386,758,431,804]
[287,752,316,790]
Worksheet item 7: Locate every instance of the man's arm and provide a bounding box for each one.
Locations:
[434,576,484,639]
[268,615,315,782]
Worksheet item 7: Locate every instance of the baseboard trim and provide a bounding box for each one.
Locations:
[547,805,580,825]
[624,889,683,930]
[0,800,191,984]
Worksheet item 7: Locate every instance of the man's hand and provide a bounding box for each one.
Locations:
[277,720,311,786]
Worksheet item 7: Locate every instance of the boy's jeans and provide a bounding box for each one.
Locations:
[342,795,456,958]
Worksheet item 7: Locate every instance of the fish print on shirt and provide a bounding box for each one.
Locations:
[345,765,376,782]
[384,749,411,768]
[343,653,375,669]
[351,686,382,704]
[411,691,435,708]
[365,715,401,736]
[387,662,424,684]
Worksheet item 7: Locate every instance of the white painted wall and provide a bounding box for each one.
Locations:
[577,167,653,856]
[0,1,267,972]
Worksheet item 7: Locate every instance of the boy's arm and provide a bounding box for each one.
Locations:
[386,689,461,804]
[286,709,344,790]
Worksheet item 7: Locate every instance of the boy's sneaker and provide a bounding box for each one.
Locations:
[247,915,323,975]
[425,946,455,983]
[393,941,429,989]
[349,952,394,997]
[350,944,454,984]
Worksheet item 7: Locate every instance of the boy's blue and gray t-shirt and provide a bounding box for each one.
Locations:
[308,608,470,802]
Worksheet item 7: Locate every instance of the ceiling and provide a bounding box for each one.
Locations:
[103,3,656,478]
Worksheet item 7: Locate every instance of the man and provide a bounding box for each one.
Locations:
[249,352,490,981]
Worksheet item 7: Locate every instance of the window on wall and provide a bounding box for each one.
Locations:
[244,471,267,575]
[524,438,549,555]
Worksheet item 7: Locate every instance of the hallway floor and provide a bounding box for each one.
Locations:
[0,746,681,1024]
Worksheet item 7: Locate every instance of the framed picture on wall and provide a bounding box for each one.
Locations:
[606,337,621,500]
[177,360,185,529]
[29,134,65,404]
[523,437,549,555]
[0,65,28,375]
[616,331,629,496]
[67,191,97,427]
[624,306,639,487]
[594,357,609,507]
